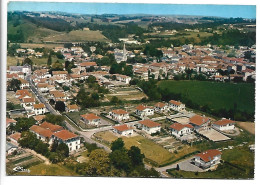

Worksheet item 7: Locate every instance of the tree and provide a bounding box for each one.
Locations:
[13,117,36,132]
[44,114,65,126]
[47,54,52,66]
[111,138,125,152]
[91,92,99,101]
[19,131,39,149]
[7,79,21,91]
[110,96,122,105]
[23,58,33,67]
[128,146,145,166]
[35,141,49,156]
[109,149,132,173]
[87,75,96,84]
[85,149,111,176]
[56,143,69,157]
[51,140,59,152]
[55,101,66,112]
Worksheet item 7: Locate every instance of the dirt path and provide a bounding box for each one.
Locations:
[25,149,50,165]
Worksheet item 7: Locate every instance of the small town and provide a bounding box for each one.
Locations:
[5,3,255,180]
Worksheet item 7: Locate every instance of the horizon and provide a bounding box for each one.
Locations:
[8,2,256,19]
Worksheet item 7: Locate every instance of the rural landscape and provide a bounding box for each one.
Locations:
[5,2,255,179]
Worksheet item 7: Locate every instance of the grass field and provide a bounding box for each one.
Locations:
[43,30,109,43]
[167,145,254,179]
[17,163,78,176]
[158,80,255,114]
[19,43,64,49]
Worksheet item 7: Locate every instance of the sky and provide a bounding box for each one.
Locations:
[7,2,256,19]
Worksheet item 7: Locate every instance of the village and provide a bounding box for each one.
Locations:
[6,39,255,177]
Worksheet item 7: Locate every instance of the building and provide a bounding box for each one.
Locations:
[6,118,17,128]
[30,125,54,144]
[66,104,79,112]
[40,121,64,133]
[189,115,210,131]
[52,71,68,80]
[9,132,21,144]
[37,83,49,93]
[53,130,80,152]
[135,105,154,118]
[80,113,101,126]
[212,119,235,131]
[169,100,185,112]
[33,103,46,115]
[137,119,161,135]
[192,149,222,169]
[154,102,168,113]
[6,142,18,155]
[169,123,193,138]
[113,124,134,136]
[109,109,129,122]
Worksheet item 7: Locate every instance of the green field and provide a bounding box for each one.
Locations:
[158,80,255,113]
[42,30,109,43]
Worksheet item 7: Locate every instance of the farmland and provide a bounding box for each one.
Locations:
[158,80,255,114]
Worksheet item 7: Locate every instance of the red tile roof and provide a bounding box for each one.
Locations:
[81,113,100,121]
[33,103,45,109]
[195,149,222,162]
[53,130,78,141]
[214,119,235,126]
[9,132,21,141]
[170,123,193,131]
[67,104,79,110]
[190,115,210,126]
[40,121,64,133]
[6,118,17,126]
[136,105,148,111]
[139,119,161,128]
[169,100,182,106]
[80,62,97,67]
[33,115,46,122]
[155,102,166,108]
[52,71,68,75]
[22,97,35,103]
[30,125,53,138]
[113,124,133,132]
[111,109,128,115]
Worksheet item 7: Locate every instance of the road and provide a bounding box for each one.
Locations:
[28,75,112,152]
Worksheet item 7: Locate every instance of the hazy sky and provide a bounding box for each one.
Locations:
[8,2,256,19]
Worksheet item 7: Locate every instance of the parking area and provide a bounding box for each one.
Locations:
[199,128,231,142]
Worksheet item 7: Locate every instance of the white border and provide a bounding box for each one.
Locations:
[1,1,259,185]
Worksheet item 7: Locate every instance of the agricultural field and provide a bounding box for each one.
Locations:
[19,43,64,49]
[237,122,255,135]
[167,145,254,179]
[42,30,109,43]
[158,80,255,114]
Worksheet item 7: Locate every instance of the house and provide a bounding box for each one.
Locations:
[80,113,101,126]
[137,119,161,135]
[192,149,222,169]
[189,115,210,131]
[9,132,21,144]
[6,142,18,155]
[169,100,185,111]
[115,74,132,84]
[33,115,46,124]
[6,118,17,128]
[80,62,97,71]
[33,103,46,115]
[154,102,168,113]
[113,124,134,136]
[53,130,80,152]
[50,91,66,102]
[21,97,35,110]
[40,121,64,133]
[135,105,154,118]
[212,119,235,131]
[30,125,54,144]
[18,78,29,89]
[66,104,79,112]
[37,83,49,93]
[109,109,130,122]
[52,71,68,80]
[169,123,193,138]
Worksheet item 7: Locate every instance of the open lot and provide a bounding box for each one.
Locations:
[158,80,255,114]
[199,129,231,142]
[237,122,255,135]
[106,86,147,101]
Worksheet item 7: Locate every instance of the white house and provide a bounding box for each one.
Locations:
[53,130,80,152]
[109,109,130,122]
[66,104,79,113]
[6,142,18,155]
[33,103,46,115]
[18,78,30,89]
[212,119,235,131]
[21,97,35,110]
[115,74,131,84]
[80,113,101,126]
[135,105,154,118]
[189,115,210,131]
[169,123,193,138]
[37,83,49,93]
[9,132,21,144]
[113,124,134,136]
[30,125,54,144]
[52,71,68,80]
[169,100,185,112]
[192,149,222,169]
[137,119,161,135]
[154,102,168,113]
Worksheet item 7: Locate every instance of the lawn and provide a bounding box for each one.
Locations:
[158,80,255,114]
[167,145,254,179]
[17,163,79,176]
